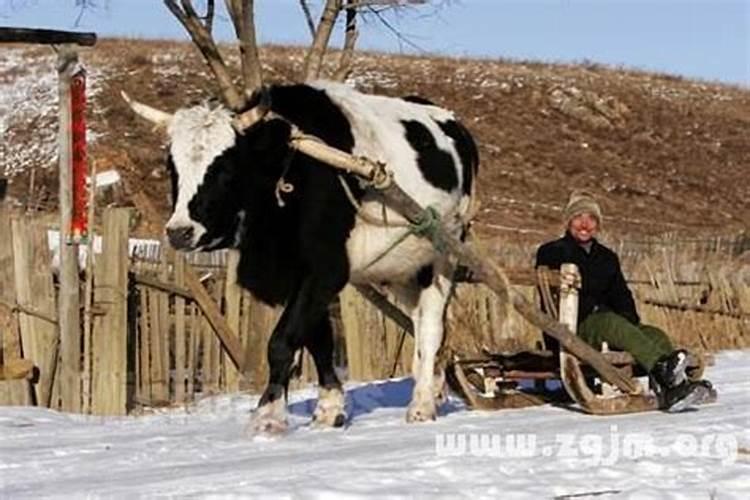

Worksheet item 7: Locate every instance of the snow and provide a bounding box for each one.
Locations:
[1,351,749,499]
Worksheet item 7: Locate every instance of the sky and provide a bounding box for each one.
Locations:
[1,0,748,86]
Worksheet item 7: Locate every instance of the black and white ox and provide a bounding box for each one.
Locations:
[125,81,478,432]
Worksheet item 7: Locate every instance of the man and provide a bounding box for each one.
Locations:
[535,190,712,412]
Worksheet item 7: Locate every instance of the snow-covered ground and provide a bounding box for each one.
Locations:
[1,351,749,499]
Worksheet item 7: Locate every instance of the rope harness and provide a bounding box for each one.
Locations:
[362,206,446,270]
[274,148,296,207]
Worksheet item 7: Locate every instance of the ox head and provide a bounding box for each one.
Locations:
[122,91,269,251]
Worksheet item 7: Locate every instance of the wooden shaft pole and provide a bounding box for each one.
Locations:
[292,138,639,394]
[378,183,639,394]
[353,284,414,336]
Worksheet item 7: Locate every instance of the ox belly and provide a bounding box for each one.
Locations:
[347,224,437,284]
[346,208,463,284]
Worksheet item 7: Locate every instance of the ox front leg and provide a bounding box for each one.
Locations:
[249,272,345,435]
[248,329,296,435]
[247,303,301,435]
[306,317,347,428]
[407,271,452,423]
[249,384,289,435]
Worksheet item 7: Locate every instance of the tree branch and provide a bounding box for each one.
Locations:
[302,0,341,81]
[164,0,245,110]
[204,0,215,34]
[343,0,427,9]
[334,0,358,81]
[362,2,425,52]
[298,0,316,39]
[225,0,263,96]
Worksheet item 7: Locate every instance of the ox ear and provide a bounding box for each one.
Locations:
[121,91,173,130]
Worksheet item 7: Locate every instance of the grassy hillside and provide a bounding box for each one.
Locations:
[2,39,748,242]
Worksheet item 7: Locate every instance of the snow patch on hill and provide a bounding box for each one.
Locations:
[0,48,107,178]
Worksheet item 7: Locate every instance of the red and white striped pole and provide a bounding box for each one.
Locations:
[70,68,88,242]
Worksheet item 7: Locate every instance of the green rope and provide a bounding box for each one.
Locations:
[365,206,444,269]
[412,206,445,250]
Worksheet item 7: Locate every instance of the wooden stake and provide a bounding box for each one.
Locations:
[57,46,82,412]
[174,253,187,402]
[223,250,242,390]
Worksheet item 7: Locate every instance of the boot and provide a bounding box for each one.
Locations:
[650,350,713,412]
[651,349,689,387]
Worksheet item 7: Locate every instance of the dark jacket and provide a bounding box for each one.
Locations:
[535,232,639,326]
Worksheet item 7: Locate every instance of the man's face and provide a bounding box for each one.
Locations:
[569,212,599,243]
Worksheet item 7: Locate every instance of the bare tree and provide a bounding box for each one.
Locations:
[163,0,247,110]
[162,0,441,112]
[300,0,432,81]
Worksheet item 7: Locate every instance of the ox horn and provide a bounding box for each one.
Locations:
[232,87,271,133]
[120,91,173,128]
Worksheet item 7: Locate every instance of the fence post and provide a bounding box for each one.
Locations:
[223,250,242,391]
[11,217,58,407]
[0,208,32,406]
[0,208,19,360]
[173,252,187,402]
[57,45,82,412]
[90,208,129,415]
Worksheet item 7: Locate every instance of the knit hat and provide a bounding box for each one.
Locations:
[563,190,602,227]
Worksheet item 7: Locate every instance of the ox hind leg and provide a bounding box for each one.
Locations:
[304,316,346,427]
[249,274,344,434]
[403,263,453,422]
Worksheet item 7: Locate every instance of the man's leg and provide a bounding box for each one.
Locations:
[577,311,712,411]
[578,311,673,371]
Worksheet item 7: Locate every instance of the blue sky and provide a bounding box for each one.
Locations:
[1,0,748,85]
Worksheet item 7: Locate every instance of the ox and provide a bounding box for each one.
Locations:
[125,80,478,432]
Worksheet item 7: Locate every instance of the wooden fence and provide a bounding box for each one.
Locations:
[1,208,748,414]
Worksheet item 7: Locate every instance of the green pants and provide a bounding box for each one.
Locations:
[578,311,673,372]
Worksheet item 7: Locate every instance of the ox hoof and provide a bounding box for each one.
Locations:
[406,402,437,423]
[246,415,289,436]
[312,387,347,428]
[313,411,347,428]
[247,397,289,436]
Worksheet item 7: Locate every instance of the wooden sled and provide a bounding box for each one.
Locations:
[448,264,717,415]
